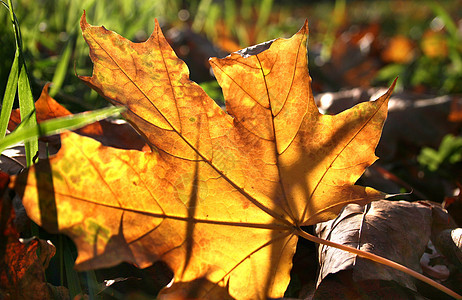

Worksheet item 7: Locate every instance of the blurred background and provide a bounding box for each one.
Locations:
[2,0,462,109]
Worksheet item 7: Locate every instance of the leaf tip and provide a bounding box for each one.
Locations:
[390,77,398,91]
[42,82,51,95]
[149,18,166,43]
[382,77,398,101]
[303,19,309,31]
[80,10,90,31]
[298,19,309,36]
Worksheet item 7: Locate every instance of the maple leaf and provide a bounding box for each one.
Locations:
[12,13,394,299]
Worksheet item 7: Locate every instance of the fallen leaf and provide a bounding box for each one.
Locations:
[8,83,72,131]
[420,241,450,281]
[12,14,393,299]
[7,83,148,151]
[0,171,68,299]
[315,201,433,292]
[1,84,148,175]
[314,200,460,299]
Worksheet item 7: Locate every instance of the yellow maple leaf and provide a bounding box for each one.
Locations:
[13,13,394,299]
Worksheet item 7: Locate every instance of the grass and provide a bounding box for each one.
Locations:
[1,0,38,166]
[1,0,462,298]
[0,106,125,154]
[0,1,128,162]
[0,3,127,298]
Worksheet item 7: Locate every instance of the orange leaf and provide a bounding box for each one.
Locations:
[7,83,72,131]
[8,83,148,151]
[381,35,415,64]
[12,13,394,299]
[0,172,60,299]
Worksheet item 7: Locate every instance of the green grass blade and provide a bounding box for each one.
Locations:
[428,1,462,72]
[224,0,237,31]
[192,0,212,32]
[256,0,273,32]
[49,35,75,97]
[0,50,19,138]
[6,0,38,166]
[17,60,38,166]
[0,106,125,154]
[6,0,20,49]
[86,269,99,298]
[62,238,83,298]
[428,2,458,40]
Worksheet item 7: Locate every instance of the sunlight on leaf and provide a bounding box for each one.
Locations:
[12,13,393,299]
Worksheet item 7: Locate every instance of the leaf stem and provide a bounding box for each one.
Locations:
[296,228,462,299]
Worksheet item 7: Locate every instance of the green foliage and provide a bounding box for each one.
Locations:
[0,0,126,162]
[0,50,19,138]
[418,134,462,172]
